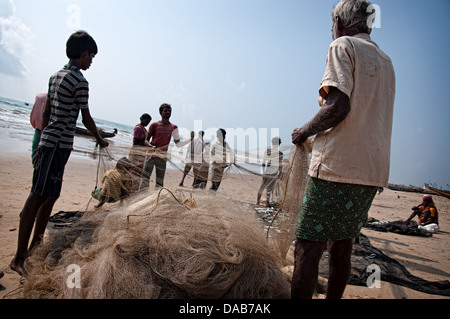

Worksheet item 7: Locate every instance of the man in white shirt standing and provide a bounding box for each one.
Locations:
[291,0,395,299]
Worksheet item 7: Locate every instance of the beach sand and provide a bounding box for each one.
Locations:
[0,151,449,299]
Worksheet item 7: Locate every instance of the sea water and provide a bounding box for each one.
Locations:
[0,96,134,159]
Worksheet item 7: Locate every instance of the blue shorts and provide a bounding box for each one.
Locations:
[31,146,71,198]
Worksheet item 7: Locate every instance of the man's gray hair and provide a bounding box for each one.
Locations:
[332,0,375,34]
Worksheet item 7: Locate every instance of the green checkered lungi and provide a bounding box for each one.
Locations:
[295,177,378,242]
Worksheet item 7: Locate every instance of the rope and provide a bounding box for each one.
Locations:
[83,146,104,212]
[126,187,191,225]
[233,163,265,177]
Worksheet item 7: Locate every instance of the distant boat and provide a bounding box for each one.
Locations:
[75,126,118,138]
[423,184,450,199]
[387,183,434,195]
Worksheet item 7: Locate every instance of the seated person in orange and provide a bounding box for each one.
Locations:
[406,195,439,226]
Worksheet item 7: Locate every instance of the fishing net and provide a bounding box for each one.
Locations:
[20,138,450,298]
[90,140,311,262]
[345,234,450,296]
[252,143,310,262]
[362,218,432,237]
[22,142,311,299]
[24,189,292,298]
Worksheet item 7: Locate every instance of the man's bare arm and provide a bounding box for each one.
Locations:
[292,86,351,145]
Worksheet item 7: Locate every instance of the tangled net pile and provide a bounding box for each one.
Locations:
[23,190,292,299]
[22,143,311,299]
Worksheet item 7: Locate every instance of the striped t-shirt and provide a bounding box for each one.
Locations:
[39,64,89,150]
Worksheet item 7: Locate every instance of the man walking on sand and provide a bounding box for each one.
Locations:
[291,0,395,299]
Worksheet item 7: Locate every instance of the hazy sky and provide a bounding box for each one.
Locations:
[0,0,449,188]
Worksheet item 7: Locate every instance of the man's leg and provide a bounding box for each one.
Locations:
[266,190,272,207]
[179,163,192,186]
[256,186,264,205]
[200,164,209,189]
[265,176,276,206]
[291,238,327,299]
[257,178,268,205]
[95,200,105,209]
[154,158,167,188]
[140,156,155,190]
[210,166,225,191]
[29,195,59,251]
[10,192,46,276]
[12,146,70,275]
[192,164,200,188]
[326,238,354,299]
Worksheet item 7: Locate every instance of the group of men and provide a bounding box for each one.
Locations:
[178,129,236,191]
[130,104,235,192]
[8,0,407,299]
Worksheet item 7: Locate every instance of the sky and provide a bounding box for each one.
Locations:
[0,0,449,188]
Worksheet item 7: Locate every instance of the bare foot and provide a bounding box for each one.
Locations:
[10,257,25,276]
[95,201,105,209]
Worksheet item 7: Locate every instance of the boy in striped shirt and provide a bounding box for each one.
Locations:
[10,31,108,276]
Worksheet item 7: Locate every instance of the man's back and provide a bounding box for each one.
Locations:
[310,33,396,187]
[40,65,89,150]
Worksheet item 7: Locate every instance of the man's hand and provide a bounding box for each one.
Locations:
[32,151,40,167]
[97,138,109,148]
[292,128,308,146]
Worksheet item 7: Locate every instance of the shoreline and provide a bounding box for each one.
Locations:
[0,149,449,299]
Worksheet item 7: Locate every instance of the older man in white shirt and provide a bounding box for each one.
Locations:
[291,0,395,299]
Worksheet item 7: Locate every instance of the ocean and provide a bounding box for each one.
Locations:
[0,96,135,159]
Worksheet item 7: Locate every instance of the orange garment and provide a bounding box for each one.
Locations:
[418,204,439,225]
